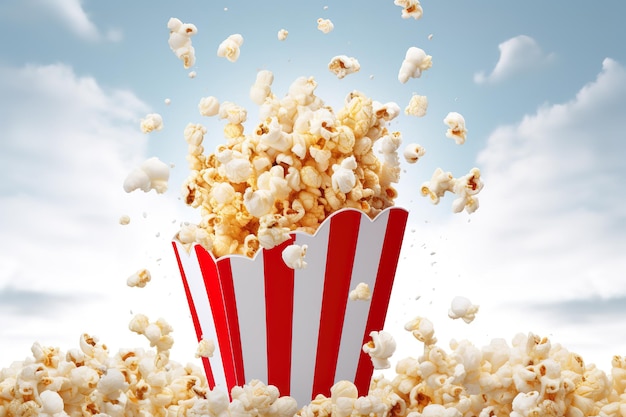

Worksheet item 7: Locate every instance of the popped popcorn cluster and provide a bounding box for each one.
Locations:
[6,322,626,417]
[0,327,298,417]
[292,318,626,417]
[375,320,626,417]
[177,72,407,258]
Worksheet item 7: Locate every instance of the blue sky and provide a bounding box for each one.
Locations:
[1,0,626,377]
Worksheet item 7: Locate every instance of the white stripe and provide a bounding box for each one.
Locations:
[334,210,389,383]
[175,242,227,391]
[230,253,268,385]
[289,223,331,404]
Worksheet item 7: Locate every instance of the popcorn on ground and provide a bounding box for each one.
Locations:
[3,317,626,417]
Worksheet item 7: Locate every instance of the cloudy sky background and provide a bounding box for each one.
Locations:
[1,0,625,379]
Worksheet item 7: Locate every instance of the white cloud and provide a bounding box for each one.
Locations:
[37,0,122,41]
[384,58,626,373]
[474,35,554,84]
[0,63,197,364]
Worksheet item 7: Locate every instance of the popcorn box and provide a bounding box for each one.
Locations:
[173,207,408,405]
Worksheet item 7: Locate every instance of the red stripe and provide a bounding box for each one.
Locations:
[311,210,362,398]
[264,235,296,395]
[353,208,408,395]
[216,259,245,387]
[195,246,238,392]
[172,243,216,388]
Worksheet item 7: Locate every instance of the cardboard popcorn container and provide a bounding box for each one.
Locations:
[172,207,409,405]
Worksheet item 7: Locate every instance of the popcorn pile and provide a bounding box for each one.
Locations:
[6,320,626,417]
[0,319,297,417]
[176,73,409,258]
[296,321,626,417]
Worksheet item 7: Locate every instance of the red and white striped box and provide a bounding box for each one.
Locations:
[172,207,408,406]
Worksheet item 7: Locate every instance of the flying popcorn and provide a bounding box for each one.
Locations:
[164,98,171,105]
[328,55,361,79]
[250,70,274,105]
[428,33,434,40]
[198,96,220,117]
[123,157,170,194]
[277,28,288,41]
[398,46,432,83]
[195,338,215,358]
[140,113,163,133]
[421,167,483,213]
[394,0,423,20]
[363,330,397,369]
[444,111,467,144]
[281,244,308,269]
[167,17,197,69]
[451,167,483,214]
[217,33,244,62]
[118,214,131,225]
[127,269,151,288]
[448,295,479,323]
[349,282,371,301]
[404,94,428,117]
[404,316,437,345]
[403,143,425,164]
[129,314,174,353]
[188,70,197,78]
[317,18,334,33]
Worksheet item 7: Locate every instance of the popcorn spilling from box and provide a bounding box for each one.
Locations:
[175,72,412,259]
